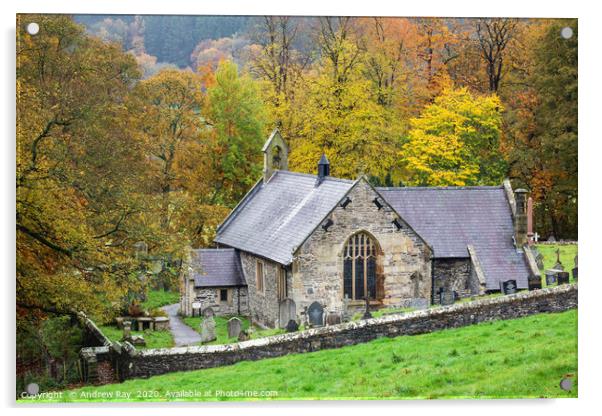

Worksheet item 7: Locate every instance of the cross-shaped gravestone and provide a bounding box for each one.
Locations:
[553,248,564,271]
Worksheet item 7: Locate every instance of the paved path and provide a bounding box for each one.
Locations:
[162,304,202,347]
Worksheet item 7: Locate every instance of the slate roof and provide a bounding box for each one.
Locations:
[190,248,245,288]
[377,186,530,290]
[214,171,354,265]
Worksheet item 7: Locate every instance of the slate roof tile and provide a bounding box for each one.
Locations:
[377,186,531,289]
[190,248,245,287]
[214,171,353,265]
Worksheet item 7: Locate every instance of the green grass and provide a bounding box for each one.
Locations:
[535,244,578,287]
[181,315,290,345]
[42,309,577,402]
[140,290,180,311]
[99,325,174,350]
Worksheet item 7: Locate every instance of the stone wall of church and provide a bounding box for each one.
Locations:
[432,258,474,302]
[240,252,283,328]
[181,277,249,317]
[292,179,432,318]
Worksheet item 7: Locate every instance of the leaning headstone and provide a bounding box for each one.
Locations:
[200,316,217,343]
[278,298,296,329]
[285,319,299,333]
[545,270,558,286]
[439,288,456,305]
[325,312,342,326]
[557,271,570,285]
[307,302,324,327]
[500,280,517,295]
[202,307,215,318]
[227,317,242,339]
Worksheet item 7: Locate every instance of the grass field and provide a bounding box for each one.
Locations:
[98,325,174,349]
[535,244,578,287]
[141,290,180,311]
[182,315,289,345]
[38,309,577,402]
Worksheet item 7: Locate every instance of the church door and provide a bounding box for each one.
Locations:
[343,232,380,301]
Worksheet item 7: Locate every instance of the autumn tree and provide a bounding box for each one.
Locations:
[402,88,506,186]
[17,15,151,321]
[204,60,268,204]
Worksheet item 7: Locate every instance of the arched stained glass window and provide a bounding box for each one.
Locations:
[343,232,378,300]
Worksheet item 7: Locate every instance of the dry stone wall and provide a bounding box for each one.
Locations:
[118,284,577,380]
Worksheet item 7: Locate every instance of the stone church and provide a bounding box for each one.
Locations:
[181,129,539,328]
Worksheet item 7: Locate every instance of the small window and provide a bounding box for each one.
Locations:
[256,260,265,293]
[219,289,228,302]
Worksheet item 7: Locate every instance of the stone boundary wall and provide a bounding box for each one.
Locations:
[118,284,577,380]
[536,241,578,245]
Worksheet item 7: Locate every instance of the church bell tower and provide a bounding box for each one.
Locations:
[262,128,289,183]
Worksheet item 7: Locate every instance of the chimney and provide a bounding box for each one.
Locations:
[316,154,330,186]
[514,188,529,247]
[527,197,534,245]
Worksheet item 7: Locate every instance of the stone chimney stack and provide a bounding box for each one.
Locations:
[514,188,529,247]
[527,197,535,245]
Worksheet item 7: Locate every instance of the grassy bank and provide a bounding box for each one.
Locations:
[535,244,578,287]
[141,290,180,310]
[36,309,577,402]
[182,315,288,345]
[98,325,174,349]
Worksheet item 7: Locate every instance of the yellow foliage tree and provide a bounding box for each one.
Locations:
[402,87,505,186]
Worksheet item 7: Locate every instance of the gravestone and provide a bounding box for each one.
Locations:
[439,288,456,305]
[200,316,217,343]
[545,270,558,286]
[278,298,296,329]
[325,312,342,326]
[500,280,517,295]
[557,271,570,285]
[285,319,299,333]
[202,307,215,318]
[341,295,351,322]
[307,302,324,327]
[408,298,429,310]
[122,321,132,340]
[227,317,242,339]
[553,248,564,271]
[238,330,250,342]
[572,267,578,281]
[362,297,373,319]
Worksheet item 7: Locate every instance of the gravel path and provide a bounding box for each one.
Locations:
[162,303,202,347]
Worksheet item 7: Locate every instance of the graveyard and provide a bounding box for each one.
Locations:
[38,308,577,402]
